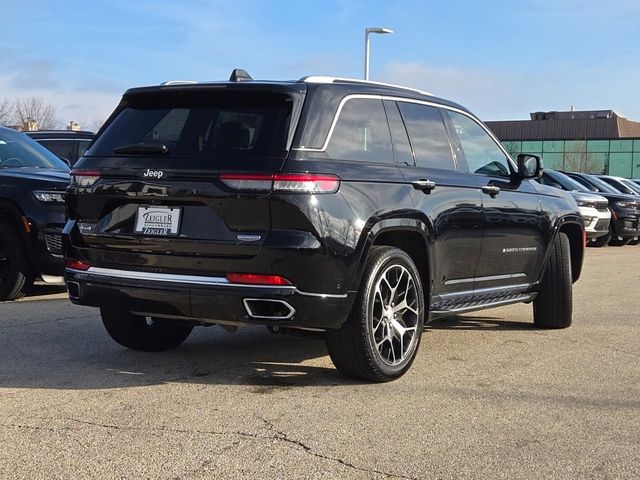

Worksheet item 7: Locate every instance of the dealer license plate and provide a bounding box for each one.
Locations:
[134,206,181,236]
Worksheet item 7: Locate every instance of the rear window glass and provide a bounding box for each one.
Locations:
[88,91,293,160]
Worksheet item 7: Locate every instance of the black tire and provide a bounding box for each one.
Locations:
[100,308,193,351]
[0,220,34,301]
[588,232,610,247]
[533,232,572,329]
[326,246,425,382]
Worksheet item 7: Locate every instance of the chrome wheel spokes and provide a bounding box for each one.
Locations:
[371,264,419,366]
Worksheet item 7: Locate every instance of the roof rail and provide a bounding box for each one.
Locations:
[160,80,198,85]
[299,76,432,96]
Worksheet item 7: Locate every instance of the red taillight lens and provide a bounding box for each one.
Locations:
[219,172,340,194]
[226,273,293,286]
[70,169,100,187]
[65,259,92,271]
[273,173,340,193]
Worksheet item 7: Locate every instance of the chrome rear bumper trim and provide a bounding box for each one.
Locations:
[66,267,348,299]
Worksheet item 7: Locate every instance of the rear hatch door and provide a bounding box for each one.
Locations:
[68,85,304,259]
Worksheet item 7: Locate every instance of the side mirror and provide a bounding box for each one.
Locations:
[517,154,542,179]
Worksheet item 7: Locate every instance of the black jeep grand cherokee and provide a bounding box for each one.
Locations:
[64,72,584,381]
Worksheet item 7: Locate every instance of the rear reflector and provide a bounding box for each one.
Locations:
[65,259,92,271]
[226,273,293,286]
[70,169,100,187]
[220,172,340,194]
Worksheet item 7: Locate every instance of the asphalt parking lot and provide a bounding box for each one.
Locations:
[0,248,638,479]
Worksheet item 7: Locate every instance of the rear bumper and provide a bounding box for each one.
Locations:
[65,267,355,330]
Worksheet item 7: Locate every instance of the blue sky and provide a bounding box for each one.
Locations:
[2,0,640,128]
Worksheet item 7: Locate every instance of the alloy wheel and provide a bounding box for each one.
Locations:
[370,264,420,366]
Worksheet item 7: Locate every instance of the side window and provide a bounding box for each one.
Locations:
[326,98,393,164]
[447,111,511,177]
[77,140,92,158]
[397,102,455,171]
[37,140,74,161]
[383,100,414,166]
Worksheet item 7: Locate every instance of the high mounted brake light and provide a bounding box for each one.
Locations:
[70,169,100,187]
[219,173,340,194]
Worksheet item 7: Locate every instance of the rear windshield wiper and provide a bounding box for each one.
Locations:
[113,144,169,155]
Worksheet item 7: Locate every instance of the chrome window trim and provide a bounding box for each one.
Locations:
[66,267,348,298]
[292,93,518,172]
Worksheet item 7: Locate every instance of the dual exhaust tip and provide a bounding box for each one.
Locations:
[243,298,295,320]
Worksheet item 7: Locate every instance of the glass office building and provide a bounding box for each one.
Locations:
[486,110,640,178]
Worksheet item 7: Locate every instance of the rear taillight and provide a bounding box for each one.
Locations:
[220,172,340,194]
[273,173,340,193]
[226,273,293,286]
[65,259,92,271]
[219,173,272,191]
[70,169,100,187]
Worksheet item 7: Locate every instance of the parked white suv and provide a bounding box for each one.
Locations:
[538,170,611,245]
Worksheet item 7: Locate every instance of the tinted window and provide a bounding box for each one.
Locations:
[383,100,414,166]
[397,103,455,170]
[37,139,74,161]
[77,139,92,158]
[89,91,293,163]
[599,177,636,195]
[0,129,69,170]
[326,98,393,164]
[567,174,599,192]
[541,170,588,191]
[447,111,511,177]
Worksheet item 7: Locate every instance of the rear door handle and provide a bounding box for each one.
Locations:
[481,185,500,196]
[412,179,436,193]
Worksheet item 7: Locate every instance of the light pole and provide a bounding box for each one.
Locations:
[364,27,394,80]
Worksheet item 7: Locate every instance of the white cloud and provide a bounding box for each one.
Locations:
[0,73,120,129]
[381,60,640,121]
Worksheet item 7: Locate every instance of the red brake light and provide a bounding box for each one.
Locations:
[65,259,92,271]
[226,273,293,286]
[219,172,340,194]
[70,169,100,187]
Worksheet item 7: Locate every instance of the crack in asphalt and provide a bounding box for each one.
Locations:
[255,416,417,480]
[2,418,417,480]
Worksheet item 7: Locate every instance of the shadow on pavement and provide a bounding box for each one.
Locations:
[0,314,362,390]
[428,314,535,331]
[20,283,67,300]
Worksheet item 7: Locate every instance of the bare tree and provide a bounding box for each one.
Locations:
[87,117,106,132]
[0,98,12,126]
[13,96,59,130]
[502,141,521,159]
[563,142,602,173]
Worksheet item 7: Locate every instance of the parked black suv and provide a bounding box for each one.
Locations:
[563,171,640,246]
[63,72,584,381]
[0,127,69,299]
[26,130,94,166]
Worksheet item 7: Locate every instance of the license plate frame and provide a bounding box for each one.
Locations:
[134,206,182,236]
